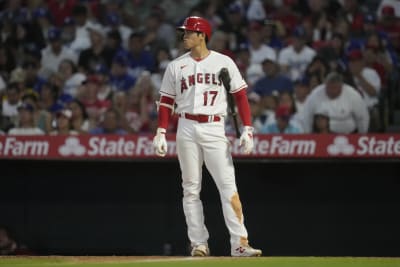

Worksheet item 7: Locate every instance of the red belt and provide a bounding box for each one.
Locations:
[180,113,221,123]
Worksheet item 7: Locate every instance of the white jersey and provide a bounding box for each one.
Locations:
[278,45,316,81]
[353,67,381,108]
[302,83,369,133]
[160,51,247,116]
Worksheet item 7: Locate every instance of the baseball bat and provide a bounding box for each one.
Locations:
[219,68,241,138]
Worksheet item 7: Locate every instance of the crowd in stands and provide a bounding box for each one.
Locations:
[0,0,399,136]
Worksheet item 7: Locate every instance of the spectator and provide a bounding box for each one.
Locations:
[39,27,77,78]
[59,59,86,98]
[244,0,267,21]
[0,225,32,255]
[104,29,126,62]
[8,103,45,135]
[360,13,398,69]
[302,72,369,134]
[278,26,316,81]
[125,88,148,133]
[104,12,132,49]
[377,1,400,19]
[1,83,22,129]
[71,4,96,52]
[271,0,300,36]
[247,22,277,65]
[307,71,324,90]
[377,4,400,54]
[143,11,176,52]
[234,44,251,84]
[22,59,46,93]
[0,44,16,80]
[126,32,156,80]
[317,32,348,73]
[62,16,90,56]
[78,23,114,74]
[248,92,268,133]
[307,1,334,49]
[304,55,330,84]
[31,7,52,46]
[260,104,303,134]
[112,91,129,130]
[363,32,394,86]
[246,21,277,87]
[79,75,111,126]
[347,49,382,132]
[47,0,77,27]
[219,2,248,52]
[261,18,285,51]
[90,108,127,135]
[67,99,90,133]
[266,90,304,131]
[252,57,293,96]
[293,76,312,115]
[50,108,78,135]
[312,105,331,133]
[9,67,27,94]
[38,82,62,112]
[208,31,235,59]
[151,47,172,91]
[109,53,136,92]
[21,90,52,134]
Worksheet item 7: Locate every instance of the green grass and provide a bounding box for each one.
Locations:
[1,257,400,267]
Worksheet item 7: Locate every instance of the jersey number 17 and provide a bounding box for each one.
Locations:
[203,91,218,106]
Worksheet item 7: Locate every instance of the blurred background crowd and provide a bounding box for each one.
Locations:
[0,0,399,136]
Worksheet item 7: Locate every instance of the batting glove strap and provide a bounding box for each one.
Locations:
[239,126,254,155]
[153,128,167,157]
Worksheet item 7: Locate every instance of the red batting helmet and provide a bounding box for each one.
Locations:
[177,16,212,40]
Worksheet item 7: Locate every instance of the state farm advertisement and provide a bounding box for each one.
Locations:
[0,134,399,159]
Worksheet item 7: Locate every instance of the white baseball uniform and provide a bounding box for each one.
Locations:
[159,50,250,248]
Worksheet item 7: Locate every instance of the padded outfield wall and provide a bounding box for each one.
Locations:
[1,157,399,256]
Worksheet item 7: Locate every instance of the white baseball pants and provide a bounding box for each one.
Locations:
[176,117,249,248]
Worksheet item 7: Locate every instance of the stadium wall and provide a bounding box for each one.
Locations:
[0,159,399,256]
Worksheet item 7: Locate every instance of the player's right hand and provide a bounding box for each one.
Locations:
[153,127,167,157]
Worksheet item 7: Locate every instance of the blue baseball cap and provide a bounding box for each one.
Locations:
[33,7,49,19]
[364,13,376,24]
[112,54,129,66]
[106,13,121,26]
[94,64,109,75]
[228,3,241,13]
[48,27,62,41]
[63,16,75,26]
[293,26,306,38]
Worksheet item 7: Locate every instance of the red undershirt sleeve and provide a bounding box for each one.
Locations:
[233,89,252,127]
[158,96,175,129]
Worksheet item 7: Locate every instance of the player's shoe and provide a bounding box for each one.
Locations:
[191,244,210,256]
[231,245,262,257]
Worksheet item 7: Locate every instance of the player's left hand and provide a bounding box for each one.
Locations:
[153,127,167,157]
[239,126,254,154]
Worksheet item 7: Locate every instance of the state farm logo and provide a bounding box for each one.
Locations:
[58,137,86,156]
[327,136,355,155]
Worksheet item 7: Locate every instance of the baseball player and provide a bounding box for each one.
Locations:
[152,16,262,257]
